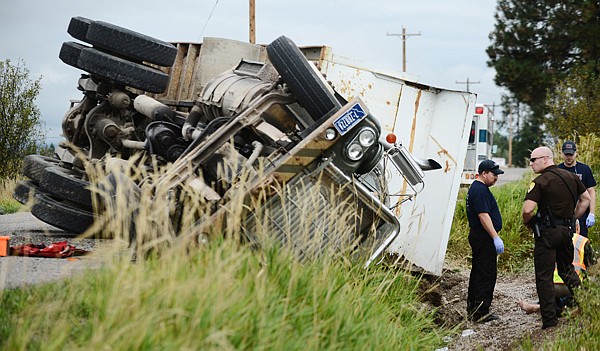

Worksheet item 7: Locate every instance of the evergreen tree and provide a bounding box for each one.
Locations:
[487,0,600,165]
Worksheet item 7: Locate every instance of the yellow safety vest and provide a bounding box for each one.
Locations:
[554,233,589,284]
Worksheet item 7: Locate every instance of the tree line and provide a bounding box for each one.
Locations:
[487,0,600,166]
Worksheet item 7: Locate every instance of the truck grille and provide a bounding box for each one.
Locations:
[242,164,400,266]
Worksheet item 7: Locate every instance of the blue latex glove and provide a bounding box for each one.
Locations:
[493,236,504,254]
[586,213,595,228]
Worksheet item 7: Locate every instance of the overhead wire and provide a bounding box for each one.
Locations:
[197,0,221,42]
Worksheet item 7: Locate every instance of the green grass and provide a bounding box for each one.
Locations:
[0,179,21,214]
[0,241,449,350]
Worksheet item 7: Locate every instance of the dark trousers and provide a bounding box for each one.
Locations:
[467,229,497,317]
[534,225,581,327]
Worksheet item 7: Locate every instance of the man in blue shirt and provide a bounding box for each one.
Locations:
[466,159,505,323]
[558,140,596,237]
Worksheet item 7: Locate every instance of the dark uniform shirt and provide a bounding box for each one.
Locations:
[525,165,587,219]
[466,180,502,233]
[558,162,596,235]
[558,162,597,189]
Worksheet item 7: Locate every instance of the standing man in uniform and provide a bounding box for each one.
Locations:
[522,146,591,330]
[558,140,596,237]
[466,159,505,323]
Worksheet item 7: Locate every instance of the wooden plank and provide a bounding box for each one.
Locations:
[178,43,201,101]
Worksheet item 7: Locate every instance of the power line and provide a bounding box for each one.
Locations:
[197,0,221,42]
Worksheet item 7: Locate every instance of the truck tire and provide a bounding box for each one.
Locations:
[13,180,40,205]
[67,16,92,42]
[267,36,341,121]
[60,41,170,93]
[31,193,94,234]
[39,166,92,209]
[67,16,177,67]
[22,155,68,184]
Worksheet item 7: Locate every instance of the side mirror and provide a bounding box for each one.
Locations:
[388,145,441,186]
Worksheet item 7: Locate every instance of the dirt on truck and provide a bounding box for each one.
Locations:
[14,16,474,273]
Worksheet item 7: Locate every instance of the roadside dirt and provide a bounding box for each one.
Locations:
[421,263,571,351]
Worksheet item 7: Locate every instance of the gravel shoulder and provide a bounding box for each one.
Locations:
[425,262,573,351]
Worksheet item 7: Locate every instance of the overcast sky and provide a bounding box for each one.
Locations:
[1,0,505,144]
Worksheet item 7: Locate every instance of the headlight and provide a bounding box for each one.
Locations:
[358,128,376,147]
[346,143,364,161]
[324,128,337,141]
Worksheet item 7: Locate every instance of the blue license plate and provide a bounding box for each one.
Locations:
[333,101,368,135]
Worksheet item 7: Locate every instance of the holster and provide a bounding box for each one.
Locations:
[530,212,542,238]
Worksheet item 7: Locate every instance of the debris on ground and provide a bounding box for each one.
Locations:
[10,241,89,258]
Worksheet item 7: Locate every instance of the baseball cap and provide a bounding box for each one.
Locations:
[478,159,504,175]
[562,140,577,155]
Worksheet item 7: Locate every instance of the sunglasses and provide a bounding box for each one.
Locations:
[529,156,548,163]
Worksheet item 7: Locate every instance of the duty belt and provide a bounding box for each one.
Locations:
[553,218,573,226]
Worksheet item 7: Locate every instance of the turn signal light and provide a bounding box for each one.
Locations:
[386,133,397,144]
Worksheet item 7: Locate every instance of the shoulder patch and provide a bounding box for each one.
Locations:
[528,182,536,193]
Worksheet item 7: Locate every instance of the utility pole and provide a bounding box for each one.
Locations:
[455,78,480,93]
[249,0,256,44]
[386,27,421,72]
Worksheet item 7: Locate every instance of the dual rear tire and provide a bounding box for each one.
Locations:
[14,155,93,234]
[59,16,177,93]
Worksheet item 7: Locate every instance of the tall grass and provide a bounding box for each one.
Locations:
[0,240,448,350]
[0,155,452,350]
[0,178,21,214]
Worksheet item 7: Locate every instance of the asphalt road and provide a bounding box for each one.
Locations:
[496,166,529,187]
[0,212,108,290]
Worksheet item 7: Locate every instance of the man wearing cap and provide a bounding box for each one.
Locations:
[522,146,591,330]
[558,140,596,237]
[465,159,505,323]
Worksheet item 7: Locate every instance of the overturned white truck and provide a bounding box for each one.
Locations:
[15,17,474,275]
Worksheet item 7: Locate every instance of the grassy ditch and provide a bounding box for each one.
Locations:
[0,157,453,350]
[0,242,449,350]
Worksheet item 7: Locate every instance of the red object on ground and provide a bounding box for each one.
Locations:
[0,236,9,256]
[9,241,89,258]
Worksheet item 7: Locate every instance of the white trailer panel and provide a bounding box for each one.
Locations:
[317,54,476,275]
